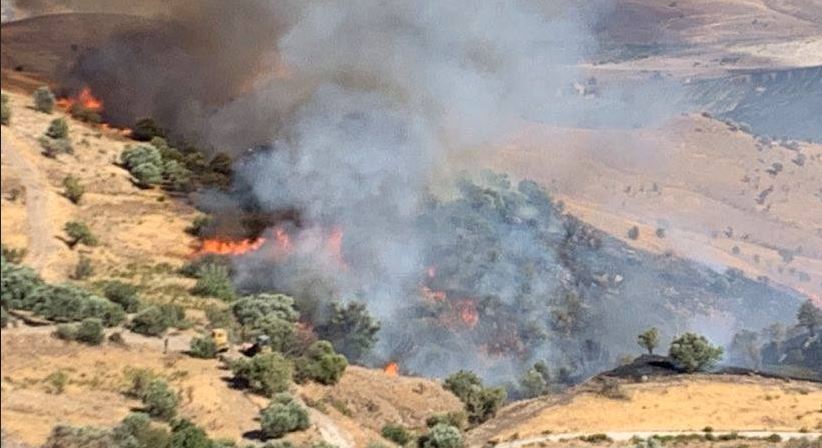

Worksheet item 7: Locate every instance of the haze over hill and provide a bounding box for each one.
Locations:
[1,1,821,447]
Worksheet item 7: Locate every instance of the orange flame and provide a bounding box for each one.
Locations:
[383,362,399,376]
[57,87,103,112]
[195,237,266,256]
[457,299,479,328]
[421,286,447,302]
[325,227,346,267]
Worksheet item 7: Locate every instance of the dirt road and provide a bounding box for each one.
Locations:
[0,131,69,280]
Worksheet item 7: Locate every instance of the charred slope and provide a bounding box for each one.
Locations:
[689,66,822,141]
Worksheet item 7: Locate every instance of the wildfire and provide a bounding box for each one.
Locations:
[195,237,266,256]
[383,362,399,376]
[57,87,103,112]
[456,299,479,328]
[421,286,447,302]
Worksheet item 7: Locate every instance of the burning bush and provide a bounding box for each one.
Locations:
[33,86,56,113]
[259,393,310,439]
[668,333,723,373]
[230,352,293,397]
[443,370,506,425]
[294,340,348,385]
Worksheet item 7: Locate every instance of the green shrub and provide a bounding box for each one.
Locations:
[76,318,105,345]
[141,379,178,420]
[191,264,235,301]
[380,424,412,446]
[71,255,95,280]
[121,144,164,187]
[112,412,171,448]
[1,93,10,125]
[46,117,69,139]
[158,303,186,328]
[443,370,506,425]
[1,307,8,328]
[63,175,85,204]
[230,352,293,397]
[294,340,347,385]
[42,425,113,447]
[169,419,214,448]
[1,244,27,264]
[259,393,310,439]
[231,293,299,326]
[131,162,164,188]
[420,424,463,448]
[129,306,169,336]
[179,255,232,278]
[189,335,218,359]
[33,86,55,113]
[580,433,612,443]
[162,159,194,192]
[637,327,660,355]
[55,323,79,341]
[124,367,160,399]
[248,315,297,354]
[1,258,43,309]
[69,104,101,124]
[30,284,124,326]
[101,280,141,313]
[668,333,723,373]
[315,302,379,362]
[45,369,69,394]
[425,412,467,430]
[64,221,98,248]
[40,136,73,157]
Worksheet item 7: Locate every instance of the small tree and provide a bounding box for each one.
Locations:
[62,175,85,204]
[141,379,178,420]
[316,302,380,362]
[1,93,10,125]
[75,318,104,345]
[46,118,69,139]
[259,393,310,439]
[797,300,822,336]
[637,327,660,355]
[64,221,98,248]
[232,293,299,326]
[420,423,463,448]
[294,340,348,385]
[230,352,293,397]
[627,225,640,240]
[33,86,56,113]
[129,306,169,336]
[668,333,723,373]
[443,370,506,424]
[191,264,235,301]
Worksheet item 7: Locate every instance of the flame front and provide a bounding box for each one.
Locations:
[383,362,399,376]
[57,87,103,112]
[195,237,266,256]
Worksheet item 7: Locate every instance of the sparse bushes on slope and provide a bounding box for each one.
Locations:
[63,175,85,204]
[230,352,293,397]
[189,335,218,359]
[101,280,141,312]
[191,264,235,301]
[142,379,178,420]
[669,333,723,373]
[315,301,380,362]
[380,424,412,446]
[443,370,506,425]
[64,221,98,248]
[33,86,56,113]
[1,93,10,125]
[294,340,347,385]
[259,393,310,439]
[419,424,463,448]
[129,306,170,336]
[46,117,69,139]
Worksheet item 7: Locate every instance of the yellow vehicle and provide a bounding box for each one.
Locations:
[211,328,230,352]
